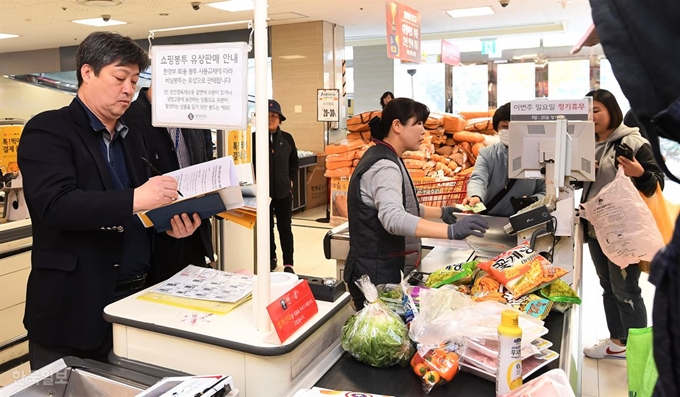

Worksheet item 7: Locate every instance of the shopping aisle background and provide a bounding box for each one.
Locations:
[0,203,668,394]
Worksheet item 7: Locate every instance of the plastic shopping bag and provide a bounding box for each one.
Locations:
[639,182,680,244]
[627,327,658,397]
[581,168,665,268]
[341,275,414,368]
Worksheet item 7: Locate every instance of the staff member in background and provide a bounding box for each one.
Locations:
[18,31,201,370]
[380,91,394,109]
[462,102,546,216]
[253,100,299,273]
[123,85,215,283]
[580,89,664,360]
[344,97,489,310]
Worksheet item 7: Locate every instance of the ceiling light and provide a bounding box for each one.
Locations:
[77,0,124,6]
[446,7,495,19]
[513,53,538,60]
[207,0,254,12]
[279,55,306,60]
[0,33,19,40]
[72,18,127,27]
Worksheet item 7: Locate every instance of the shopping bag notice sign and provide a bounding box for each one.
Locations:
[267,280,318,342]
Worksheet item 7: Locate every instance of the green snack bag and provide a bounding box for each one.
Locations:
[538,279,582,305]
[425,260,478,288]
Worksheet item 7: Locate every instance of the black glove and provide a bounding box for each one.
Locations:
[440,206,461,224]
[447,215,489,239]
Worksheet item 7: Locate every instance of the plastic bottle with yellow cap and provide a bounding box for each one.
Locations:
[496,309,523,396]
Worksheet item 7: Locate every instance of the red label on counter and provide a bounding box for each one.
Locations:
[266,280,318,342]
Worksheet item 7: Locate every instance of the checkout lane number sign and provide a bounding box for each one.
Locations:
[317,89,340,122]
[151,42,248,130]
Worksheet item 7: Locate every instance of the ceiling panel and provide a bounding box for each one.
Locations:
[0,0,593,54]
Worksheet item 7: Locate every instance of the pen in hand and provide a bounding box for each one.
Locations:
[141,156,184,197]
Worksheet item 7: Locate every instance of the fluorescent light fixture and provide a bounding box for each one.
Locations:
[72,18,127,27]
[279,55,306,60]
[512,53,538,60]
[207,0,254,12]
[446,6,495,18]
[0,33,19,40]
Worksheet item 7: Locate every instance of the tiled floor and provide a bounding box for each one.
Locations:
[0,204,660,395]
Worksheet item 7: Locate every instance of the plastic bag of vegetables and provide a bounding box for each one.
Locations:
[411,341,463,393]
[341,275,414,367]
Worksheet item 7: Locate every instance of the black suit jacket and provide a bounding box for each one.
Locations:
[123,88,214,283]
[18,99,151,350]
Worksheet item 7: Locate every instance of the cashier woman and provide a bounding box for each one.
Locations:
[344,98,489,310]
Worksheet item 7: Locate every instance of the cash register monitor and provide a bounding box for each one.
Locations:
[507,120,596,182]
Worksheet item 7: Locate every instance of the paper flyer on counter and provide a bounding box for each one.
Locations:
[151,265,253,303]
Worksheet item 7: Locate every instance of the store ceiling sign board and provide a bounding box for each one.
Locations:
[385,1,421,63]
[510,99,592,121]
[317,89,340,122]
[151,42,248,130]
[441,40,460,66]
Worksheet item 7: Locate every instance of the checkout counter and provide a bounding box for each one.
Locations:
[321,213,584,396]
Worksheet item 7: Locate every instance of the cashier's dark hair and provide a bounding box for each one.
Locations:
[76,31,150,87]
[586,89,623,130]
[369,98,430,141]
[492,102,511,132]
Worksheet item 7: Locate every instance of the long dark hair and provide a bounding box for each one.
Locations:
[586,89,623,130]
[380,91,394,108]
[369,97,429,140]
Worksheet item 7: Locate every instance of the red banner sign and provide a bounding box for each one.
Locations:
[441,40,461,66]
[385,1,421,63]
[266,280,318,342]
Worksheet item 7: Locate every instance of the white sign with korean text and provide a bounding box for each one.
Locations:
[317,89,340,122]
[151,42,248,130]
[510,99,592,121]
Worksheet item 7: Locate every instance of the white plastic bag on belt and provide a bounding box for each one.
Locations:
[581,167,664,268]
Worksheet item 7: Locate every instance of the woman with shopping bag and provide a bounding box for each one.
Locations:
[581,89,665,360]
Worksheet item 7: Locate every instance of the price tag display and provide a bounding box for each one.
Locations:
[317,89,340,122]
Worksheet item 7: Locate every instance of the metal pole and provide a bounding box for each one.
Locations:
[254,0,271,332]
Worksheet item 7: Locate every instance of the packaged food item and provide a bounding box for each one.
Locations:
[470,272,506,303]
[411,342,462,394]
[503,291,553,320]
[425,260,478,288]
[497,310,523,395]
[341,275,414,368]
[538,279,582,305]
[478,243,568,297]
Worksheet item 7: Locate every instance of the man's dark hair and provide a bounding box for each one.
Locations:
[76,31,149,87]
[369,97,430,141]
[492,102,511,132]
[586,89,624,130]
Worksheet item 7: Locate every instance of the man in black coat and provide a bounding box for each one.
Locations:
[18,32,201,370]
[123,85,215,283]
[253,100,299,273]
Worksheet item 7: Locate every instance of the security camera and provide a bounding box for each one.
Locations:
[191,2,201,10]
[499,0,510,8]
[102,14,111,22]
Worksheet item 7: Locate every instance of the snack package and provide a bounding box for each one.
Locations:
[502,290,553,320]
[470,272,506,303]
[411,341,463,394]
[538,279,582,305]
[478,243,568,297]
[425,260,479,288]
[341,275,414,368]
